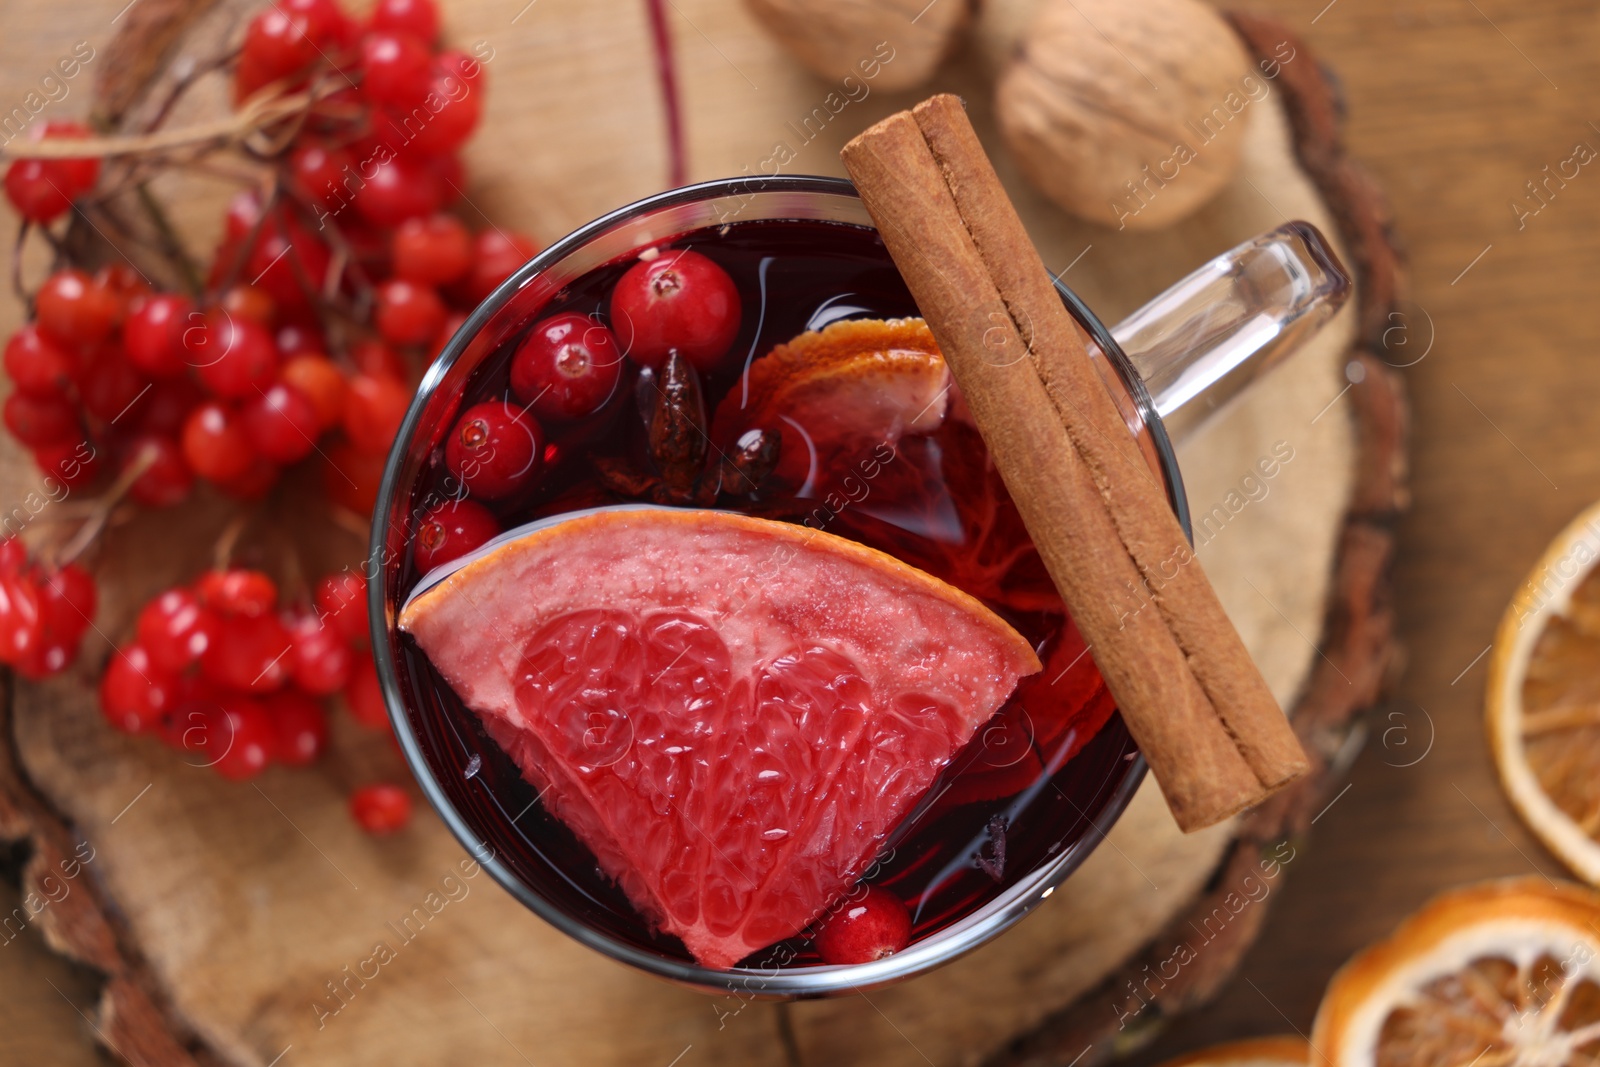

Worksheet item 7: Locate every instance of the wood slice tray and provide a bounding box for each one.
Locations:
[0,3,1407,1065]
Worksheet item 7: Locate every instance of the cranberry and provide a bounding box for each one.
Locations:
[812,887,911,965]
[0,540,26,573]
[197,569,278,617]
[207,699,276,781]
[131,377,204,439]
[182,402,255,483]
[279,355,347,430]
[38,565,96,639]
[510,312,623,420]
[350,783,412,834]
[342,372,411,456]
[243,382,321,464]
[610,249,741,372]
[415,498,500,572]
[201,612,293,693]
[4,325,78,397]
[125,436,194,508]
[99,644,180,733]
[275,321,326,359]
[445,401,542,500]
[375,279,446,346]
[351,339,408,381]
[3,122,100,224]
[188,313,279,399]
[136,588,216,673]
[265,690,328,767]
[343,651,389,728]
[124,294,195,378]
[315,572,369,644]
[4,391,79,447]
[391,215,471,286]
[36,269,119,349]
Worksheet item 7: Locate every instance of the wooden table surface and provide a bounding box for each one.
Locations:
[2,0,1596,1063]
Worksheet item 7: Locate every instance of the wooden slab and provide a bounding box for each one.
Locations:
[0,2,1402,1065]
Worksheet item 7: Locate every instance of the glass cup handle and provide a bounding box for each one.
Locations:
[1109,221,1352,443]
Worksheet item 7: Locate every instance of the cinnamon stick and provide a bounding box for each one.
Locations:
[841,95,1308,831]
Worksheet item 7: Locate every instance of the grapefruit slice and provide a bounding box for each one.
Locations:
[712,316,951,492]
[399,507,1039,969]
[1487,500,1600,885]
[1311,878,1600,1065]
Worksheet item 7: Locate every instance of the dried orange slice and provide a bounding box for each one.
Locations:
[1487,500,1600,884]
[1157,1037,1308,1067]
[400,506,1039,969]
[711,316,950,490]
[1311,878,1600,1065]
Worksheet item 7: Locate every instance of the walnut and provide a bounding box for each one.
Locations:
[744,0,973,92]
[994,0,1255,230]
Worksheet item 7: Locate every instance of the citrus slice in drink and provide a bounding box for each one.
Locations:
[1157,1037,1308,1067]
[713,316,950,491]
[1310,878,1600,1065]
[1486,500,1600,884]
[399,506,1040,969]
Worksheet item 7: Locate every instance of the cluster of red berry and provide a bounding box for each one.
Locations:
[98,566,409,829]
[0,0,536,687]
[0,538,97,680]
[414,249,743,575]
[0,0,546,831]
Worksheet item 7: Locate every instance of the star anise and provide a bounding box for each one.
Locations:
[595,352,780,506]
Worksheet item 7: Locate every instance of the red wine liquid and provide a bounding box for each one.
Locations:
[394,218,1143,971]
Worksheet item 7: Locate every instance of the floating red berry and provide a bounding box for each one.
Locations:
[414,498,500,572]
[511,312,623,420]
[350,783,412,834]
[609,249,741,372]
[444,400,542,499]
[3,122,100,224]
[812,886,912,965]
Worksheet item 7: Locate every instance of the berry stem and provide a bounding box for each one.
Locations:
[53,447,157,568]
[134,183,203,297]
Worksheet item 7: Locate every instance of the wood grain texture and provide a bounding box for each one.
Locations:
[0,1,1395,1065]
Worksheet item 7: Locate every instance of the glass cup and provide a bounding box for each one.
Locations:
[370,176,1349,998]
